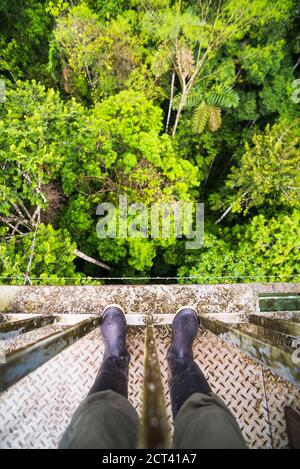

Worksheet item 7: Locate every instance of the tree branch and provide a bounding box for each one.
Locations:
[215,204,233,225]
[74,249,111,271]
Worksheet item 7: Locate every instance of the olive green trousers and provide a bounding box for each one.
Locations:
[59,390,247,449]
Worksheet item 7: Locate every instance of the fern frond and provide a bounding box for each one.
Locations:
[192,100,210,134]
[208,106,222,132]
[206,87,239,109]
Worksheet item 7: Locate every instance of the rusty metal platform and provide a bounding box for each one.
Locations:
[0,283,299,449]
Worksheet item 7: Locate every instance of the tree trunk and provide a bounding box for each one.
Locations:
[171,86,188,138]
[165,71,175,134]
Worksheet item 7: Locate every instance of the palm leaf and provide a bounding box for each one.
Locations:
[172,90,202,111]
[185,90,202,109]
[208,106,222,132]
[192,100,210,134]
[152,45,172,77]
[176,45,195,79]
[206,87,239,109]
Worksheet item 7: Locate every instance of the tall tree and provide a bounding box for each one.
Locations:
[50,3,142,100]
[146,0,294,136]
[210,120,300,223]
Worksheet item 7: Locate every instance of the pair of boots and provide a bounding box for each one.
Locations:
[89,305,211,419]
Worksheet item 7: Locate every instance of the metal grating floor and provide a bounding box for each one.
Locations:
[1,325,300,449]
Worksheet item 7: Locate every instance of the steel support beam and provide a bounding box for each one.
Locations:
[249,314,300,338]
[0,316,99,392]
[139,316,170,449]
[0,315,56,340]
[199,315,300,388]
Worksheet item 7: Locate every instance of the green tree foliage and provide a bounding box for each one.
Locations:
[59,88,199,201]
[178,211,300,284]
[0,80,77,220]
[0,0,299,284]
[0,224,82,285]
[144,0,294,136]
[50,4,142,101]
[210,120,300,218]
[0,0,52,80]
[60,89,199,271]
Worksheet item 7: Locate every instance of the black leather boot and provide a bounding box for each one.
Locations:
[88,305,130,398]
[167,307,211,419]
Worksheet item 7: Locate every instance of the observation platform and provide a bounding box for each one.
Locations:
[0,283,299,449]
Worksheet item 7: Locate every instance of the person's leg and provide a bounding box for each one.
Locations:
[59,305,139,449]
[168,307,247,449]
[88,305,130,398]
[167,307,211,418]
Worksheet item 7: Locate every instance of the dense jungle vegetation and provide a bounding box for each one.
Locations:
[0,0,299,284]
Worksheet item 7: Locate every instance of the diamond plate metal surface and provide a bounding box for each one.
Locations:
[0,328,103,449]
[263,369,300,449]
[154,326,271,448]
[2,323,298,449]
[0,284,256,316]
